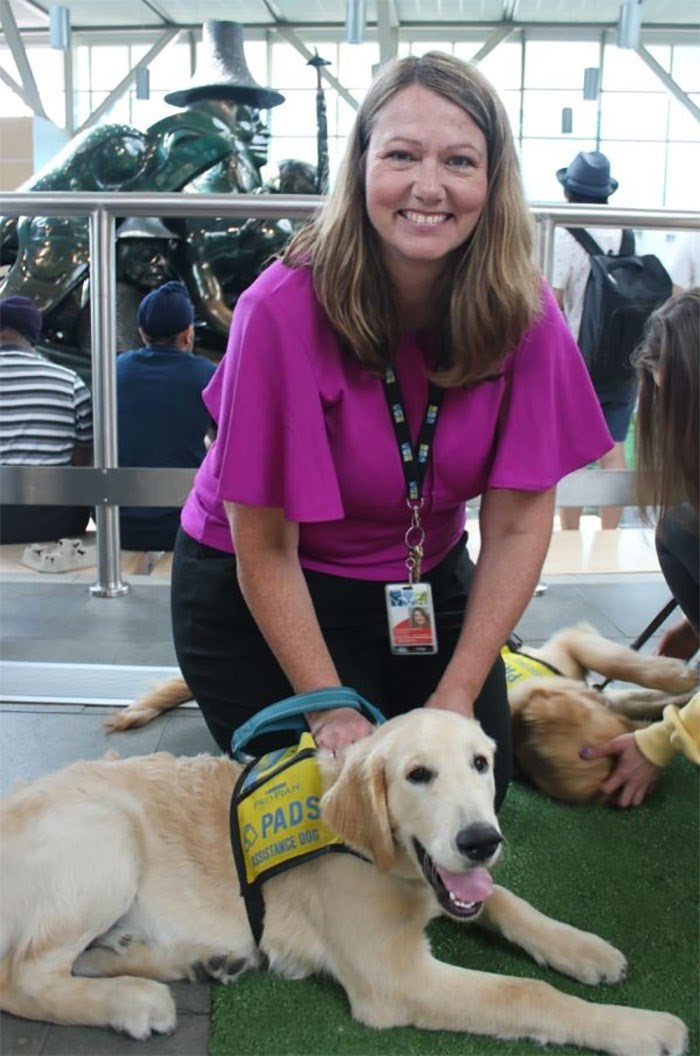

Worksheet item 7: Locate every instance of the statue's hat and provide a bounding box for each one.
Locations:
[165,21,285,110]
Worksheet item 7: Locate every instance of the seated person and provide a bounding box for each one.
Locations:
[0,295,93,544]
[116,281,216,551]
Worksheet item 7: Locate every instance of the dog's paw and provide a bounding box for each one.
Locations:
[604,1008,687,1056]
[187,954,250,984]
[111,979,176,1039]
[546,929,628,985]
[655,658,698,694]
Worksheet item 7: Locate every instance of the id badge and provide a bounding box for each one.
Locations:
[385,582,438,655]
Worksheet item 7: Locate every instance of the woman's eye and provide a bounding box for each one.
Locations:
[387,150,413,162]
[407,766,435,784]
[447,155,473,169]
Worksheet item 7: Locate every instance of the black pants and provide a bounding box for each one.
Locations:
[0,504,91,544]
[171,529,512,809]
[655,504,699,633]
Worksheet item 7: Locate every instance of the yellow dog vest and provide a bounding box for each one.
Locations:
[229,733,357,944]
[501,643,561,687]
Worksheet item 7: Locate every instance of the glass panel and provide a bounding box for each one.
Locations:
[522,90,598,139]
[671,44,700,92]
[269,90,318,136]
[668,94,700,139]
[148,43,191,89]
[244,40,268,85]
[409,41,454,57]
[338,42,379,84]
[0,81,31,118]
[665,142,700,209]
[271,42,303,85]
[600,92,669,139]
[602,45,668,92]
[337,92,364,136]
[88,46,130,90]
[499,89,522,139]
[599,140,665,207]
[524,40,600,89]
[267,136,318,170]
[520,139,593,203]
[472,41,523,91]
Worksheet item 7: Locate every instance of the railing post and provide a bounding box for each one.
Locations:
[88,205,129,598]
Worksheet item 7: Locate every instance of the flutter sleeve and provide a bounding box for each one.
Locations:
[487,284,613,491]
[203,286,344,523]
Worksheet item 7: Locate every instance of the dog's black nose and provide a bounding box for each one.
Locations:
[456,823,502,863]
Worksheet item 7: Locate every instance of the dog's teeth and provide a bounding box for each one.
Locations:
[448,892,476,910]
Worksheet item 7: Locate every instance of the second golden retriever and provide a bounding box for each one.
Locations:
[105,622,697,803]
[0,710,688,1053]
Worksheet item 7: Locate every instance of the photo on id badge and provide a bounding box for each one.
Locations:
[385,583,438,654]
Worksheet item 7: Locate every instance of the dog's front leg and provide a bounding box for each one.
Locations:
[478,885,627,984]
[370,956,687,1056]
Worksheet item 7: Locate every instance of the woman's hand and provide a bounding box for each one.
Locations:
[656,618,699,661]
[580,733,662,808]
[306,707,375,757]
[425,686,475,720]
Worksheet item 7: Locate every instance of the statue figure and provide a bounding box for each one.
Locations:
[0,21,325,375]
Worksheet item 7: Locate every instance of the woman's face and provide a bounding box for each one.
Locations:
[364,84,489,288]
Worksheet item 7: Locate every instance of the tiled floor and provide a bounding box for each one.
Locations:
[0,544,683,1056]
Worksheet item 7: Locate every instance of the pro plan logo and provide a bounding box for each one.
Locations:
[242,822,258,851]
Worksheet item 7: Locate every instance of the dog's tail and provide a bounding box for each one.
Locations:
[104,677,193,732]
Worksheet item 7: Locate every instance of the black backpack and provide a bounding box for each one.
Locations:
[567,227,672,389]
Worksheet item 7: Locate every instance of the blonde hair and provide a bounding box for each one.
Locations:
[632,287,700,518]
[284,51,541,387]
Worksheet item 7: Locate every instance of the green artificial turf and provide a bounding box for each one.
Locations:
[210,757,699,1056]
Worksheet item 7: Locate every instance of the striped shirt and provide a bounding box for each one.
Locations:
[0,347,93,465]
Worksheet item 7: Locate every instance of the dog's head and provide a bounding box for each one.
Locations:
[510,681,637,803]
[319,709,502,920]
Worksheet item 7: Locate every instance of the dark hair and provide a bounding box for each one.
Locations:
[632,287,699,518]
[284,51,541,387]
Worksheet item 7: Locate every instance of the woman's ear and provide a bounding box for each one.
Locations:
[321,744,395,872]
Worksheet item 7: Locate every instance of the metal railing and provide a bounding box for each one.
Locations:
[0,191,697,595]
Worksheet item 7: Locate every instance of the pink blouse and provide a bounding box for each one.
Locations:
[181,261,612,580]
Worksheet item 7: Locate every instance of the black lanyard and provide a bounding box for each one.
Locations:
[382,365,444,504]
[383,366,444,582]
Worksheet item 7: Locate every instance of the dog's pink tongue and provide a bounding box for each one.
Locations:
[437,866,493,903]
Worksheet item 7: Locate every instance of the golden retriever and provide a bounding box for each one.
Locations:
[0,710,688,1053]
[105,622,697,803]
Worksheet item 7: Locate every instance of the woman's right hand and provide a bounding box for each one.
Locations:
[306,707,375,758]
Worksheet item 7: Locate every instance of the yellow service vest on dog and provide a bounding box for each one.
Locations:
[501,644,561,688]
[229,733,357,944]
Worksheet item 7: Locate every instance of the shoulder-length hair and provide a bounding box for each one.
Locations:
[632,287,700,518]
[283,51,541,387]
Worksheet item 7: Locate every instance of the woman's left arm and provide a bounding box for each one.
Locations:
[428,486,556,717]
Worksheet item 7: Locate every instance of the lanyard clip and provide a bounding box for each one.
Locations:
[405,500,425,583]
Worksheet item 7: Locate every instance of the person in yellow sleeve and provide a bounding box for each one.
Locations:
[581,693,699,808]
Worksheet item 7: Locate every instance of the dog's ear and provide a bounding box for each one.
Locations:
[321,746,395,871]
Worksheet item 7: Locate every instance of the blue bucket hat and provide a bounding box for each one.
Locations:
[556,151,619,199]
[137,281,194,338]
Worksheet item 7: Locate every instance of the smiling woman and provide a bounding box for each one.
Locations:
[170,51,613,812]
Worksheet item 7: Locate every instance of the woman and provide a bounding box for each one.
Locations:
[582,288,700,807]
[171,52,612,809]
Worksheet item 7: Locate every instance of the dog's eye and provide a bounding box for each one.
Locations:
[407,766,434,784]
[473,755,489,773]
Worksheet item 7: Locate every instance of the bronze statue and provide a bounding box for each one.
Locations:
[0,22,325,377]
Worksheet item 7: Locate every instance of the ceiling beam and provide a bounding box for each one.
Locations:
[0,0,47,118]
[260,0,359,111]
[635,43,700,122]
[75,28,179,134]
[469,24,515,64]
